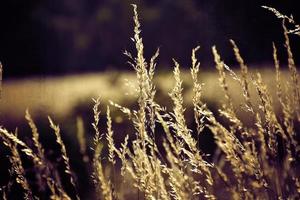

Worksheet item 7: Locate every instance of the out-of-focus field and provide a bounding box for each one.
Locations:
[0,67,290,124]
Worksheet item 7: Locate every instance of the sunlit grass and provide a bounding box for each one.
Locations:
[1,5,299,199]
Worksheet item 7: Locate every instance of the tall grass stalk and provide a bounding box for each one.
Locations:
[0,4,299,200]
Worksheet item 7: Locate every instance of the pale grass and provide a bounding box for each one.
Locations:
[106,106,115,165]
[0,4,300,200]
[48,116,79,200]
[25,110,45,161]
[26,110,62,198]
[262,6,300,36]
[92,97,114,200]
[0,127,43,166]
[1,129,33,200]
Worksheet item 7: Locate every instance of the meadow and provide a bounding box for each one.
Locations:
[0,5,300,200]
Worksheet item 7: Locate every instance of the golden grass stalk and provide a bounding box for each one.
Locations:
[212,46,233,111]
[165,166,190,200]
[253,73,286,150]
[0,127,42,166]
[204,112,244,192]
[25,109,47,194]
[109,101,132,120]
[25,110,45,163]
[93,143,113,200]
[48,117,79,200]
[92,97,102,144]
[272,43,295,160]
[111,8,165,198]
[127,142,158,199]
[156,110,181,159]
[230,39,254,114]
[190,46,206,135]
[106,106,115,165]
[170,60,214,197]
[212,46,246,138]
[0,129,33,200]
[262,6,300,36]
[277,25,300,196]
[27,110,70,199]
[91,98,114,200]
[129,4,159,147]
[131,4,148,145]
[273,43,293,128]
[273,43,283,104]
[1,4,300,200]
[169,60,190,141]
[282,21,300,122]
[1,124,68,199]
[254,113,267,162]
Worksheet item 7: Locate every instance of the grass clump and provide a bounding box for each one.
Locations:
[1,4,300,200]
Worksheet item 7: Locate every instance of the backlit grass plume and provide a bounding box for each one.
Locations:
[0,4,299,200]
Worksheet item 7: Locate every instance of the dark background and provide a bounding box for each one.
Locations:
[0,0,299,78]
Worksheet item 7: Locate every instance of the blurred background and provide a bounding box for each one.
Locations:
[0,0,299,78]
[0,1,299,199]
[0,0,299,120]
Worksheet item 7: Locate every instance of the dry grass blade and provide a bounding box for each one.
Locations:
[48,116,79,200]
[91,99,114,200]
[170,60,189,139]
[273,43,294,140]
[252,72,288,163]
[212,46,246,137]
[190,46,206,135]
[132,7,148,144]
[262,6,300,36]
[230,39,254,114]
[25,109,45,162]
[130,4,159,147]
[170,60,214,197]
[282,21,300,121]
[212,46,233,110]
[26,110,71,199]
[0,129,33,200]
[0,127,42,166]
[1,4,300,200]
[92,97,102,144]
[106,106,115,165]
[93,156,113,200]
[109,100,132,119]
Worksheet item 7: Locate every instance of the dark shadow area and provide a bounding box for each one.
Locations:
[0,0,299,78]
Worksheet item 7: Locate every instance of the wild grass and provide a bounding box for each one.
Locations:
[0,4,300,200]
